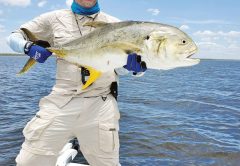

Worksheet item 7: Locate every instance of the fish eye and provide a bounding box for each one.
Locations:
[182,39,187,44]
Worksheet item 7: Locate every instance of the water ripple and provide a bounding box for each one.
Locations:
[1,57,240,165]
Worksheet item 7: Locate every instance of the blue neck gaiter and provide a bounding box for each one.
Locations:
[71,0,100,15]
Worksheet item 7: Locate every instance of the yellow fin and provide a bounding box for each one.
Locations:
[83,21,109,28]
[47,48,67,58]
[21,28,51,47]
[21,28,38,42]
[102,42,142,54]
[17,58,36,75]
[82,66,102,90]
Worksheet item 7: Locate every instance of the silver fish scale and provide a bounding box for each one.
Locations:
[59,21,176,51]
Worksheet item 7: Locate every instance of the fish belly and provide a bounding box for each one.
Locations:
[64,50,128,72]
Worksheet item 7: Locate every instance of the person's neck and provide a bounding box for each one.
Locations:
[71,1,100,15]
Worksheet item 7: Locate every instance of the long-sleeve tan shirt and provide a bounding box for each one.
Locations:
[19,9,120,108]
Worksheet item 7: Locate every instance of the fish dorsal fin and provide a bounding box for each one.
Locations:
[17,28,51,75]
[83,21,109,28]
[17,58,36,75]
[20,28,38,42]
[102,42,142,54]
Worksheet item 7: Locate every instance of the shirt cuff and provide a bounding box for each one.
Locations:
[114,67,129,75]
[7,32,28,53]
[115,67,145,77]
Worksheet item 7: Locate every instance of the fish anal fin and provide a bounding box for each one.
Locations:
[17,58,36,75]
[102,42,142,54]
[82,66,102,90]
[48,48,67,58]
[83,21,109,28]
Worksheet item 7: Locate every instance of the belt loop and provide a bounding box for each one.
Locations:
[101,96,107,101]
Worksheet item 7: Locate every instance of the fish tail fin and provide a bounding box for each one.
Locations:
[82,66,102,90]
[19,28,52,75]
[17,58,36,75]
[47,48,67,58]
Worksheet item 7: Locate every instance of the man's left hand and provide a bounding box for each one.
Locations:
[123,53,147,76]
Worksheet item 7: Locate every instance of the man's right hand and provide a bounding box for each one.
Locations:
[24,42,52,63]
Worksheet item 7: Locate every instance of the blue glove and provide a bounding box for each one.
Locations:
[124,53,147,75]
[24,42,52,63]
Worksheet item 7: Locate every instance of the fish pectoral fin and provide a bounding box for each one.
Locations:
[17,58,36,75]
[83,21,109,28]
[150,32,167,45]
[47,48,67,58]
[102,42,142,54]
[82,66,102,90]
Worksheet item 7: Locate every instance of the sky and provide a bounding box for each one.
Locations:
[0,0,239,59]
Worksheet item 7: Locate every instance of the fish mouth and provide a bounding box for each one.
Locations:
[187,53,195,58]
[183,48,200,65]
[186,49,198,59]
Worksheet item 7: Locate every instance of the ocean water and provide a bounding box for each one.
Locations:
[0,56,239,166]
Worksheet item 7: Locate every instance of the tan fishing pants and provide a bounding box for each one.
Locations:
[16,94,121,166]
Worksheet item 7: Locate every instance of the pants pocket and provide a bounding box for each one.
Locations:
[99,123,119,153]
[23,114,54,141]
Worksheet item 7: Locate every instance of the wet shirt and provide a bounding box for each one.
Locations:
[20,9,120,108]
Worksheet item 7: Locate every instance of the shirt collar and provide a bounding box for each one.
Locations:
[76,12,99,20]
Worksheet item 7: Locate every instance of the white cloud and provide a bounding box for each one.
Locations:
[50,4,63,10]
[179,25,190,31]
[228,44,240,49]
[0,10,3,16]
[194,30,216,37]
[147,8,160,16]
[38,0,47,8]
[66,0,72,7]
[0,0,31,7]
[197,42,222,49]
[219,31,240,38]
[0,24,5,33]
[194,30,240,38]
[49,1,71,10]
[193,30,240,59]
[195,44,240,59]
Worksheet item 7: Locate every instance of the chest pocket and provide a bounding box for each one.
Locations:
[52,15,80,46]
[53,29,75,46]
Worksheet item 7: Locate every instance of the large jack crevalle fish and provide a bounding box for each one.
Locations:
[20,21,199,89]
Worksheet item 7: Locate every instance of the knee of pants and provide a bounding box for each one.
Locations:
[84,154,120,166]
[16,149,57,166]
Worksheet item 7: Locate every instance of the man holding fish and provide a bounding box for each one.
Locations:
[8,0,200,165]
[8,0,147,165]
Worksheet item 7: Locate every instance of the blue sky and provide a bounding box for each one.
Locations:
[0,0,239,59]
